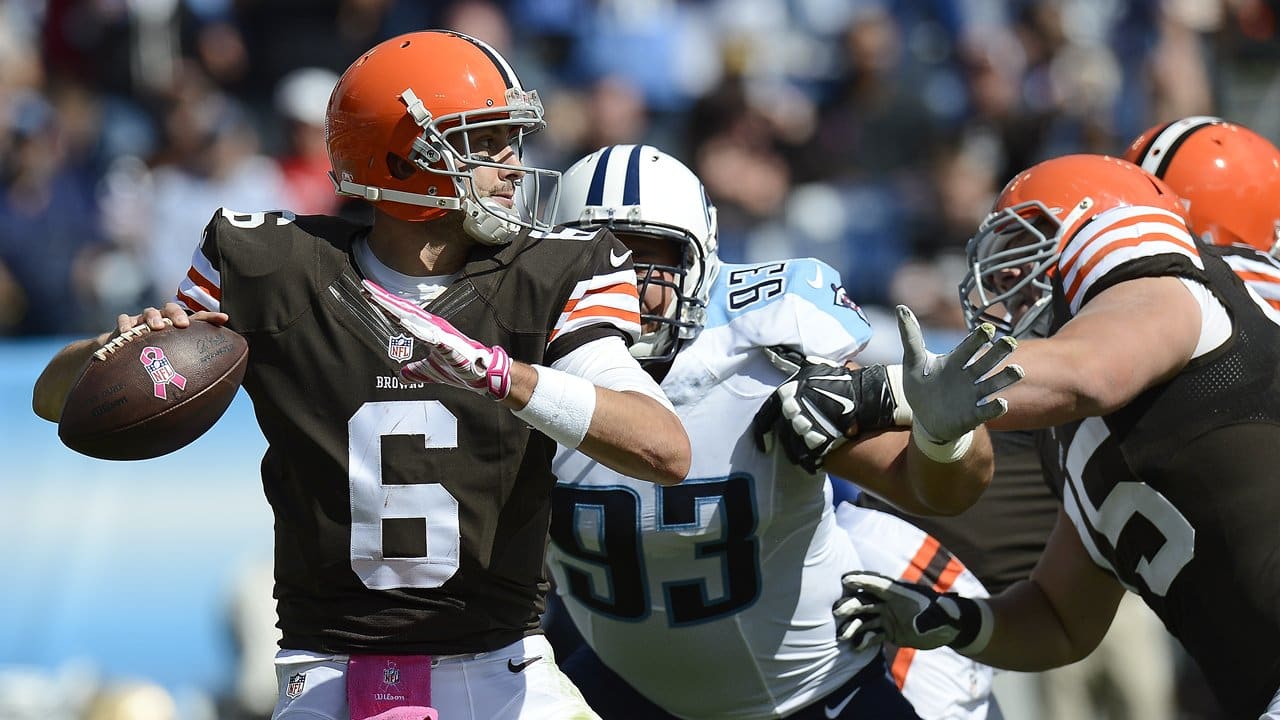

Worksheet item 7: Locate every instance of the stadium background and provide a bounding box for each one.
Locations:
[1,0,1276,717]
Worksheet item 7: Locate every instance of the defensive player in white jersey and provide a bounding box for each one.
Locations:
[543,145,1021,719]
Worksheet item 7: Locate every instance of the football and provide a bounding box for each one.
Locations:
[58,319,249,460]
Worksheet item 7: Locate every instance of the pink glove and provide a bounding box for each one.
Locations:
[363,280,513,399]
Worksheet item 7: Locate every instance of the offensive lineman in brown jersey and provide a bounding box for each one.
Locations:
[827,155,1280,719]
[32,31,690,720]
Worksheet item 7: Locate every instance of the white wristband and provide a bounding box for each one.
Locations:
[886,364,913,426]
[911,425,974,464]
[512,365,597,449]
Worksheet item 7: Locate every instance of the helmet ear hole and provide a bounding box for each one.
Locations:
[387,153,417,181]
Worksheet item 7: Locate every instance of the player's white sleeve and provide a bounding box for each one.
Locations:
[548,336,673,411]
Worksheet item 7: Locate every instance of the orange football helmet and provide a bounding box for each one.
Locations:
[959,154,1185,335]
[325,30,559,244]
[1124,116,1280,257]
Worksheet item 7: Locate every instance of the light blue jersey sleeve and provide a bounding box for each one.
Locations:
[705,258,873,362]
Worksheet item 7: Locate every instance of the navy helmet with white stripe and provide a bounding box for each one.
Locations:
[555,145,720,364]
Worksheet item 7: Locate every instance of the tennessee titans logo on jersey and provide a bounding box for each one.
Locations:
[831,284,869,325]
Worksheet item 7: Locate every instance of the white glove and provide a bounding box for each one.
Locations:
[897,305,1023,445]
[363,280,513,399]
[834,571,992,654]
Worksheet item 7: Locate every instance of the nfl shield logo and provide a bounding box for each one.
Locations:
[388,333,413,362]
[383,661,400,686]
[286,672,306,699]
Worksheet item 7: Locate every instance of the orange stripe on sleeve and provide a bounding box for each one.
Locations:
[1233,270,1280,285]
[1058,212,1192,278]
[559,281,638,316]
[177,288,210,313]
[890,537,965,690]
[890,647,916,690]
[932,557,965,593]
[1063,230,1192,302]
[187,266,222,301]
[901,536,939,584]
[564,306,641,324]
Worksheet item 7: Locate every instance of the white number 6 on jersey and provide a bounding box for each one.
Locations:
[348,401,462,589]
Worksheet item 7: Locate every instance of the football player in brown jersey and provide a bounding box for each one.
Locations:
[33,30,690,720]
[829,154,1280,719]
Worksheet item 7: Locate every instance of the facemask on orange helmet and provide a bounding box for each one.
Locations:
[1124,116,1280,258]
[325,30,560,245]
[959,154,1185,337]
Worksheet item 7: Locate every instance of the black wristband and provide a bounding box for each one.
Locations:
[947,594,986,650]
[851,364,899,437]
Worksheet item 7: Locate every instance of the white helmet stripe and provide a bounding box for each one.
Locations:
[1134,115,1222,177]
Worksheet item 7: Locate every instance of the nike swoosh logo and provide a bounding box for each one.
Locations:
[507,656,542,673]
[807,266,824,289]
[813,387,856,415]
[610,248,633,267]
[824,686,861,718]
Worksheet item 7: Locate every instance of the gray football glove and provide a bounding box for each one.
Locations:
[834,570,992,654]
[897,305,1024,444]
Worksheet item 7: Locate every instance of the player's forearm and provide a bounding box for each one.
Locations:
[902,425,993,515]
[501,362,690,485]
[962,513,1126,669]
[989,279,1200,431]
[577,388,690,486]
[962,580,1103,670]
[979,336,1105,432]
[32,331,113,422]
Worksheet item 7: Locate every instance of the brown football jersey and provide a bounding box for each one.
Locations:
[177,208,641,654]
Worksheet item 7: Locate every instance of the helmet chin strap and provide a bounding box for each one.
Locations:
[462,196,522,246]
[336,175,523,245]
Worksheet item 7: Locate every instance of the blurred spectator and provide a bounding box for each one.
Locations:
[273,67,339,215]
[800,5,942,185]
[231,0,395,107]
[98,65,287,305]
[0,91,106,335]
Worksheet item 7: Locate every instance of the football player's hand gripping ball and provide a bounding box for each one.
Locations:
[834,571,992,654]
[364,280,512,399]
[897,305,1024,445]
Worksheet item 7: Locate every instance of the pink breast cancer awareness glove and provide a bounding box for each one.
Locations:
[363,280,512,400]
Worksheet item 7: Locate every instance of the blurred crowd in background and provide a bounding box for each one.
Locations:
[2,0,1278,338]
[2,0,1280,718]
